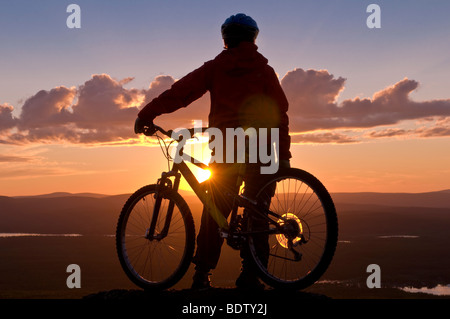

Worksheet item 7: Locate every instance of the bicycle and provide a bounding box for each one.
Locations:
[116,124,338,290]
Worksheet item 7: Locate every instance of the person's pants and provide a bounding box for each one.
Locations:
[192,163,275,273]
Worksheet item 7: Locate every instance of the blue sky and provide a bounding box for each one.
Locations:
[2,0,450,110]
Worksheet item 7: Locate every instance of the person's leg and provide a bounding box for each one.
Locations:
[191,164,240,288]
[190,202,222,289]
[237,165,275,289]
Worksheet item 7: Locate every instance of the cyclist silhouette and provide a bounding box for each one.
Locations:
[135,13,291,290]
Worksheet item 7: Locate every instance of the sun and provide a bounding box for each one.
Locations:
[177,164,212,192]
[181,137,212,184]
[196,168,212,183]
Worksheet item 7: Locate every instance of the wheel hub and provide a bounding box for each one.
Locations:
[276,213,303,248]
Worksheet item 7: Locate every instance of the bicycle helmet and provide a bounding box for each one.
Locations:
[221,13,259,48]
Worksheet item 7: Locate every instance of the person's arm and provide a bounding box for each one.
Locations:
[138,62,213,122]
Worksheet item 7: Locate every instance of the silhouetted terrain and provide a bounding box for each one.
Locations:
[0,190,449,300]
[2,189,449,234]
[332,189,450,209]
[0,194,129,234]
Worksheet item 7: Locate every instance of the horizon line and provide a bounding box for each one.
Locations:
[3,188,450,199]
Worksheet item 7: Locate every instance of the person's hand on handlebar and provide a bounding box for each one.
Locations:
[134,117,157,135]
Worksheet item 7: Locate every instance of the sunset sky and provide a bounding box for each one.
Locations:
[1,0,450,196]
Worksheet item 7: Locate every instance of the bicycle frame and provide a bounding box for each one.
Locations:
[146,126,293,253]
[145,134,229,241]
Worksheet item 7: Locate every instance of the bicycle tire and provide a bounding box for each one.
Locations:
[246,168,338,290]
[116,184,195,290]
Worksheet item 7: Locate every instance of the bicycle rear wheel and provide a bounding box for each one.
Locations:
[116,184,195,290]
[246,168,338,290]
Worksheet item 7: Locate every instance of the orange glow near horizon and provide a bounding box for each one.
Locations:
[1,134,450,197]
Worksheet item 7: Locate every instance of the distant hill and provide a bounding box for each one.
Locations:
[0,194,130,234]
[7,189,450,206]
[12,192,111,199]
[0,189,448,235]
[332,190,450,209]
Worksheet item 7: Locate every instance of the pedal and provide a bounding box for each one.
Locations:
[219,229,228,239]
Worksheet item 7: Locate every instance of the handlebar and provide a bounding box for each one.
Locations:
[144,124,207,142]
[149,124,173,137]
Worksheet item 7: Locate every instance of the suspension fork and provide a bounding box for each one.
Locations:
[146,168,181,240]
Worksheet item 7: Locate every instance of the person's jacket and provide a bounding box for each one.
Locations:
[138,42,291,160]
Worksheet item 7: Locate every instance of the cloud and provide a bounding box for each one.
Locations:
[418,126,450,137]
[367,128,409,138]
[1,68,450,145]
[281,68,346,117]
[2,74,143,144]
[17,87,75,130]
[291,132,358,144]
[0,104,17,132]
[142,75,175,105]
[416,117,450,137]
[281,68,450,133]
[72,74,141,129]
[365,117,450,139]
[0,155,32,162]
[1,73,209,145]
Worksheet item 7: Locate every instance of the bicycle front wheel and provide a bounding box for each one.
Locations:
[116,184,195,290]
[247,168,338,290]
